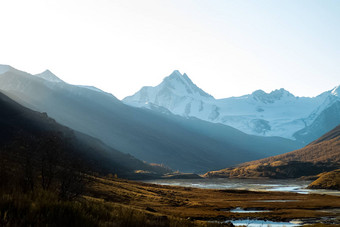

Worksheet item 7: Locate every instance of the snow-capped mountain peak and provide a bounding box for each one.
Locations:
[124,70,340,141]
[0,64,12,75]
[251,88,294,103]
[331,85,340,96]
[35,70,64,83]
[162,70,213,98]
[123,70,215,117]
[166,69,181,78]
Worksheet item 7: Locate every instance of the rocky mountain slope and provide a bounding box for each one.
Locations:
[124,70,340,143]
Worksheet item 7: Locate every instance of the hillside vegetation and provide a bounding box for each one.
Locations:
[0,93,228,227]
[204,125,340,179]
[0,91,170,179]
[0,150,229,227]
[308,169,340,190]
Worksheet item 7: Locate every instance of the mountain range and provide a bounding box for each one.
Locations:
[0,65,301,173]
[0,91,168,179]
[124,70,340,143]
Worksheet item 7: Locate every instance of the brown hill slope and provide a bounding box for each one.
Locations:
[308,169,340,190]
[204,125,340,179]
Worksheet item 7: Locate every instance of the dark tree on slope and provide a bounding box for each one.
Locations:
[2,132,88,200]
[37,133,63,190]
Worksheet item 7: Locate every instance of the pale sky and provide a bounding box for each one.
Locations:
[0,0,339,99]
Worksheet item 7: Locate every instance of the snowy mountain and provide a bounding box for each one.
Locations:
[124,71,340,142]
[0,65,111,99]
[125,70,215,118]
[35,70,64,83]
[0,64,12,74]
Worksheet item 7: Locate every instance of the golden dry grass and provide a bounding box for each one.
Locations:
[204,134,340,179]
[308,169,340,190]
[87,176,340,223]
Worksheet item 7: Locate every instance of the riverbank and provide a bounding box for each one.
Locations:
[88,177,340,225]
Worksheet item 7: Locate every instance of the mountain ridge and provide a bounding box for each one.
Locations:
[0,91,168,179]
[35,70,64,83]
[0,65,302,172]
[124,71,340,142]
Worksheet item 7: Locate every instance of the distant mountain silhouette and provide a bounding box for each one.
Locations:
[0,65,302,172]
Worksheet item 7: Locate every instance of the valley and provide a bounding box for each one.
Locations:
[0,65,302,173]
[2,173,339,226]
[87,177,340,226]
[2,1,340,226]
[0,65,339,226]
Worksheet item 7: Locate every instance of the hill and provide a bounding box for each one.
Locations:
[308,169,340,190]
[0,92,169,179]
[0,65,302,172]
[204,125,340,178]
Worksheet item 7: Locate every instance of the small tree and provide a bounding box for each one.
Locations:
[37,133,63,190]
[14,132,39,193]
[57,154,88,201]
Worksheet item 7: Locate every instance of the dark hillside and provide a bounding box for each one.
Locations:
[0,92,168,179]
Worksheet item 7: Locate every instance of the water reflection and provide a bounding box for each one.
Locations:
[230,219,301,226]
[252,200,298,202]
[228,207,269,213]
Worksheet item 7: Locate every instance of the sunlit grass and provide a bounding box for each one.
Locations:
[0,188,229,227]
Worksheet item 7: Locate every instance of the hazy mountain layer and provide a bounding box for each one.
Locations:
[0,91,168,179]
[0,65,302,172]
[124,70,340,142]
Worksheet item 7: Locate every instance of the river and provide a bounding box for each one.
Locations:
[143,178,340,196]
